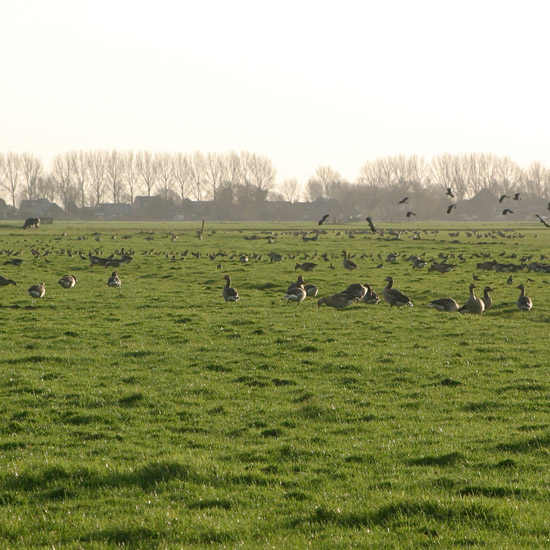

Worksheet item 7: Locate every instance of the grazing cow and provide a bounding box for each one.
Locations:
[23,217,40,229]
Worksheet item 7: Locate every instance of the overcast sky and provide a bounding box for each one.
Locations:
[2,0,549,185]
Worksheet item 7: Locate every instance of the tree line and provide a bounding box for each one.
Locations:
[1,150,549,211]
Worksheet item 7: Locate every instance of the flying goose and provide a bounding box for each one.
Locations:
[107,271,122,288]
[428,298,461,312]
[363,284,380,305]
[222,275,239,302]
[516,284,532,311]
[382,277,413,307]
[342,250,359,271]
[317,293,358,309]
[481,286,494,310]
[58,275,78,289]
[458,284,485,314]
[0,275,16,286]
[28,282,46,299]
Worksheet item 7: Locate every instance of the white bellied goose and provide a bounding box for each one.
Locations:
[282,284,307,304]
[428,298,461,312]
[317,293,358,309]
[58,275,78,289]
[28,282,46,299]
[458,284,485,314]
[382,277,413,307]
[342,250,359,271]
[516,284,532,311]
[107,271,122,288]
[222,275,239,302]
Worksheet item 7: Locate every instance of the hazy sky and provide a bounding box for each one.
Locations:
[2,0,549,185]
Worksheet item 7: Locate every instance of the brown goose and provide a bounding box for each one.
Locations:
[363,284,380,305]
[516,284,532,311]
[481,286,494,310]
[295,262,317,272]
[28,282,46,299]
[341,283,367,300]
[382,277,413,307]
[222,275,239,302]
[58,275,78,289]
[428,298,461,312]
[342,250,359,271]
[107,271,122,288]
[0,275,16,286]
[458,284,485,314]
[317,293,358,309]
[283,284,307,304]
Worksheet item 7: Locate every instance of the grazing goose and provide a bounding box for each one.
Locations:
[341,283,367,300]
[282,284,307,304]
[287,275,306,292]
[342,250,359,271]
[317,293,358,309]
[58,275,78,289]
[28,282,46,299]
[428,298,461,312]
[516,284,532,311]
[382,277,413,307]
[222,275,239,302]
[0,275,16,286]
[458,284,485,314]
[107,271,122,288]
[363,284,380,305]
[295,262,317,272]
[481,286,494,311]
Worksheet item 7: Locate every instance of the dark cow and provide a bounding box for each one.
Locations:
[23,217,40,229]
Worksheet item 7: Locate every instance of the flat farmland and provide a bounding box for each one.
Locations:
[0,220,549,549]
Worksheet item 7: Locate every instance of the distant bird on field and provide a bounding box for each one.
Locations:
[447,204,457,214]
[0,275,16,286]
[382,277,413,308]
[499,194,509,203]
[366,217,377,233]
[4,258,23,266]
[398,197,408,204]
[295,262,317,272]
[507,275,513,285]
[318,214,330,225]
[342,250,359,271]
[58,275,77,289]
[446,187,455,198]
[516,284,532,311]
[107,271,122,288]
[406,211,416,218]
[502,209,514,215]
[28,282,46,299]
[428,298,461,312]
[222,275,239,303]
[317,293,358,309]
[536,214,550,227]
[472,273,481,281]
[458,284,485,315]
[513,192,521,200]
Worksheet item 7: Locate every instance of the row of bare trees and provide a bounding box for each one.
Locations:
[0,150,277,208]
[2,151,550,210]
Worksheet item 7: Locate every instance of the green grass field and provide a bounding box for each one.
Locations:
[0,220,549,549]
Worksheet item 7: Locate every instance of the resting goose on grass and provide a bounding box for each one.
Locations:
[58,275,78,289]
[107,272,122,288]
[317,293,358,309]
[428,298,461,312]
[516,284,532,311]
[28,282,46,299]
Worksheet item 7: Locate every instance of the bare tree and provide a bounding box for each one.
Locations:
[72,150,89,207]
[1,152,21,207]
[105,150,125,203]
[524,161,549,198]
[173,152,191,203]
[137,151,158,197]
[88,150,107,205]
[246,153,276,199]
[20,153,43,201]
[188,151,206,201]
[314,165,342,199]
[223,151,243,186]
[305,179,324,202]
[204,152,225,201]
[122,151,141,204]
[155,153,175,201]
[279,179,301,202]
[36,175,57,203]
[51,152,76,210]
[431,154,468,200]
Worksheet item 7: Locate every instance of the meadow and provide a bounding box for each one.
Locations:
[0,219,549,549]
